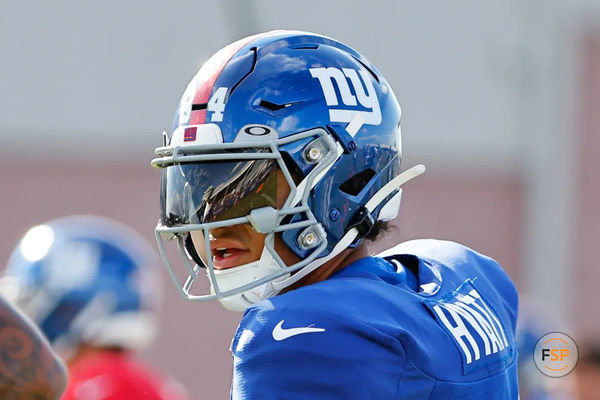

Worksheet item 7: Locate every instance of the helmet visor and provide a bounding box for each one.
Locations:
[160,158,280,226]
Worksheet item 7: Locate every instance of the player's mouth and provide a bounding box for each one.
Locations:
[210,239,250,269]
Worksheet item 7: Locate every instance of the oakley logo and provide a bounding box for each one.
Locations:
[272,320,325,341]
[310,67,382,137]
[244,126,272,136]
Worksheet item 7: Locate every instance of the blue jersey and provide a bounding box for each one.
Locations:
[231,239,519,399]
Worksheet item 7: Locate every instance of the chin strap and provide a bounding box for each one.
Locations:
[272,164,426,291]
[211,245,290,312]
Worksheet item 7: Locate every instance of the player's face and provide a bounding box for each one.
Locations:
[190,170,300,269]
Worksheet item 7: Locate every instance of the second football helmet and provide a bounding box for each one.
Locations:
[0,216,161,359]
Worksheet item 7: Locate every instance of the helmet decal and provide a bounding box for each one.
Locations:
[309,67,382,136]
[176,30,294,128]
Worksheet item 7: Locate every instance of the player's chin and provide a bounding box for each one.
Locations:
[212,251,255,270]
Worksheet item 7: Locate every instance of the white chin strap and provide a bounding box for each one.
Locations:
[211,164,425,312]
[209,246,289,312]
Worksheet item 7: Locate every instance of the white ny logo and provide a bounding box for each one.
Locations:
[310,67,382,137]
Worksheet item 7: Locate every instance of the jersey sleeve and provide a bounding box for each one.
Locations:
[230,302,406,400]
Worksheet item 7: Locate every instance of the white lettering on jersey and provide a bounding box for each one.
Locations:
[432,288,508,365]
[309,67,381,137]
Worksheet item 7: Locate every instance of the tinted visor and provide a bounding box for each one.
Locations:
[160,158,280,226]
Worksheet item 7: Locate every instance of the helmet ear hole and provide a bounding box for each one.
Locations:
[339,169,376,196]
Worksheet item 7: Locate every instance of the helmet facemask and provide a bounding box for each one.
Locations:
[153,125,338,311]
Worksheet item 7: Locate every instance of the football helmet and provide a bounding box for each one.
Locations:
[0,215,161,359]
[153,30,424,311]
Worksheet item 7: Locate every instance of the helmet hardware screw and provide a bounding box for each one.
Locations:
[307,147,322,162]
[302,232,317,247]
[297,226,322,250]
[302,137,329,164]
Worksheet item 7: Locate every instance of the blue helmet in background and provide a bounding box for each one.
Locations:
[1,215,161,358]
[153,30,424,311]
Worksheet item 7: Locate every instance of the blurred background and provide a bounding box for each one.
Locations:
[1,0,598,398]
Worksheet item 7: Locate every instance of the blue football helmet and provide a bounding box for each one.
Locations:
[0,215,161,359]
[153,30,424,311]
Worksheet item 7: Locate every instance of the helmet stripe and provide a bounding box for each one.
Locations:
[190,30,289,125]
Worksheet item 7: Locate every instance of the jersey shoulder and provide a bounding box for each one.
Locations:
[379,238,518,313]
[379,238,500,271]
[379,239,519,374]
[232,284,406,399]
[235,256,414,355]
[235,285,405,361]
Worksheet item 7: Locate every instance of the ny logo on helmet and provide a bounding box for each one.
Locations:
[310,67,382,137]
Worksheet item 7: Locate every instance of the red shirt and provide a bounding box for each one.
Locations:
[62,351,189,400]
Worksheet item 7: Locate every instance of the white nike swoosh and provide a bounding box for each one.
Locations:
[272,320,325,341]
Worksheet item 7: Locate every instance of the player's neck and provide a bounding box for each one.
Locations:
[282,243,370,293]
